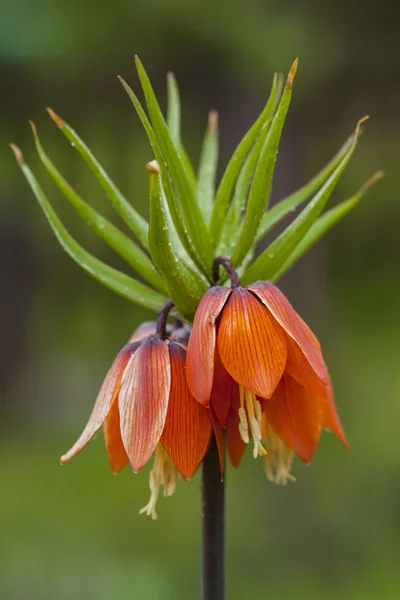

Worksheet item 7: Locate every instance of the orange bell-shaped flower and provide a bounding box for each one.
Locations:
[186,265,349,484]
[61,320,211,518]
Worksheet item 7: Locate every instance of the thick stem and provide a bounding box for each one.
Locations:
[201,436,225,600]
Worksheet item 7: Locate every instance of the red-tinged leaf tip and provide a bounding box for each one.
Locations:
[355,115,370,138]
[10,144,24,166]
[146,160,161,174]
[359,170,384,195]
[28,120,37,137]
[117,76,131,95]
[285,58,299,89]
[46,108,65,130]
[208,110,218,131]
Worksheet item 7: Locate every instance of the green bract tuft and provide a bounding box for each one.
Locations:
[13,59,378,320]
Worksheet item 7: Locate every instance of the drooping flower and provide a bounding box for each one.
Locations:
[61,320,211,518]
[186,263,349,483]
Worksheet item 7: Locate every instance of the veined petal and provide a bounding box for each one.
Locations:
[217,287,287,398]
[285,342,349,449]
[186,286,231,406]
[119,338,171,472]
[323,382,350,449]
[249,281,328,384]
[161,343,211,479]
[263,373,324,463]
[60,343,138,464]
[285,335,327,395]
[210,344,238,427]
[103,400,129,473]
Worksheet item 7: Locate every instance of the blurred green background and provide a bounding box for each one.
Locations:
[1,1,399,598]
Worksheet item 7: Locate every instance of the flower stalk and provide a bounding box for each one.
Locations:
[201,435,225,600]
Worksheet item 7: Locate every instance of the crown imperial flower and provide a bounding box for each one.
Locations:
[61,316,212,519]
[186,258,349,482]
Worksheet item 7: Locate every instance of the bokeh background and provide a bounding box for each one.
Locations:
[1,1,400,598]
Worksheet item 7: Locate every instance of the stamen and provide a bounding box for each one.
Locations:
[263,421,296,486]
[139,444,179,519]
[238,386,266,458]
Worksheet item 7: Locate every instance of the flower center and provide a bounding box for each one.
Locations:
[139,444,179,520]
[262,421,296,486]
[238,386,266,458]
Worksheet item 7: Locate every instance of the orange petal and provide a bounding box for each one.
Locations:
[217,288,287,398]
[210,344,238,427]
[103,400,129,473]
[119,338,171,472]
[323,382,350,449]
[128,321,157,343]
[263,373,324,462]
[248,281,329,385]
[285,335,327,395]
[161,342,212,479]
[186,286,231,406]
[211,407,225,479]
[60,343,138,464]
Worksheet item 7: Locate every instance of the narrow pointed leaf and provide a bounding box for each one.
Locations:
[232,60,298,268]
[11,145,166,311]
[167,72,181,145]
[255,133,355,242]
[147,161,208,320]
[197,111,219,224]
[209,71,283,247]
[272,171,383,281]
[118,76,209,278]
[47,109,149,249]
[218,120,272,256]
[30,122,167,294]
[166,72,197,187]
[135,57,213,271]
[241,117,368,285]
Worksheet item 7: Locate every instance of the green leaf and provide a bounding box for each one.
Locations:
[218,120,272,257]
[167,72,181,145]
[47,108,149,249]
[118,76,207,277]
[11,145,166,312]
[29,122,167,294]
[232,60,298,267]
[241,117,368,285]
[135,57,213,272]
[209,70,283,248]
[147,161,208,320]
[197,110,219,224]
[166,72,197,189]
[255,132,354,243]
[271,171,384,282]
